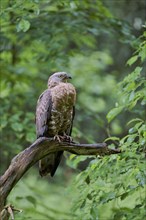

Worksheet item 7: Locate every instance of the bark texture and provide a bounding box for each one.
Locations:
[0,137,121,219]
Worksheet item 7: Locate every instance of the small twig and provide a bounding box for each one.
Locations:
[1,205,22,220]
[7,206,14,220]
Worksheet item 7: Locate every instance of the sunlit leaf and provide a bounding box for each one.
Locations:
[107,106,123,122]
[105,136,120,141]
[139,43,146,61]
[11,123,23,132]
[127,55,138,66]
[90,205,99,220]
[100,192,116,204]
[17,19,30,32]
[26,132,36,143]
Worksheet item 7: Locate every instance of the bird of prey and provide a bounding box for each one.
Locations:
[35,72,76,177]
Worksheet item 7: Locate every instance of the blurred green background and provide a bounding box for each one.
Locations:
[0,0,145,219]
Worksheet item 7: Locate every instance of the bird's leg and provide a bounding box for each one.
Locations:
[53,134,73,142]
[63,132,73,142]
[53,135,62,142]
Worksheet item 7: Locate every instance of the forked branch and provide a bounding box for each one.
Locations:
[0,137,121,219]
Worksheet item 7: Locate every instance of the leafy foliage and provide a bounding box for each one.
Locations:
[8,169,76,220]
[0,0,145,219]
[68,31,146,220]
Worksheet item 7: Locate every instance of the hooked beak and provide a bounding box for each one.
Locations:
[65,74,72,79]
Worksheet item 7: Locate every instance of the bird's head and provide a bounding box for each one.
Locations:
[48,72,72,88]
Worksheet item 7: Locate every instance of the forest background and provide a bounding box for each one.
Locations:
[0,0,145,219]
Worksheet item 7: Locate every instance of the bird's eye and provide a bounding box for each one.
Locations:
[59,75,62,78]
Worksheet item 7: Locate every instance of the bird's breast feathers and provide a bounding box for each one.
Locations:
[51,82,76,109]
[48,82,76,135]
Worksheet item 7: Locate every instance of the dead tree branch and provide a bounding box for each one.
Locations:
[0,137,121,219]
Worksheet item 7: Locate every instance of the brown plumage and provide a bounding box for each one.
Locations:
[36,72,76,177]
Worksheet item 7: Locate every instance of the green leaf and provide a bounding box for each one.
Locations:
[135,173,145,187]
[134,122,144,130]
[17,19,30,32]
[0,118,8,130]
[129,91,135,101]
[128,127,136,134]
[11,123,23,132]
[90,205,98,220]
[26,132,36,142]
[127,55,138,66]
[26,196,36,207]
[120,192,129,200]
[0,81,11,98]
[141,97,146,105]
[133,66,142,76]
[100,192,116,204]
[107,106,123,122]
[80,200,86,209]
[69,154,76,160]
[105,136,120,142]
[127,134,137,143]
[16,196,23,200]
[139,43,146,62]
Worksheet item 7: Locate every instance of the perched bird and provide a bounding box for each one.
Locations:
[36,72,76,177]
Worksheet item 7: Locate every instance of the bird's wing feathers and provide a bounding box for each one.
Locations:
[39,150,63,177]
[39,151,63,177]
[36,89,52,138]
[67,105,75,136]
[36,89,60,177]
[36,87,75,177]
